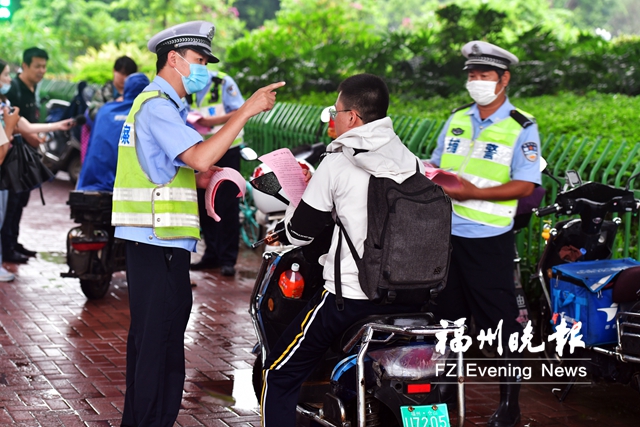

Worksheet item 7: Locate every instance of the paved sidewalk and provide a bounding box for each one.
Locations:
[0,178,636,426]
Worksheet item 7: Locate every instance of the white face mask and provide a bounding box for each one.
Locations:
[466,80,504,106]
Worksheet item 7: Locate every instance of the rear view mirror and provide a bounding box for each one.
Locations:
[320,106,331,123]
[240,146,258,161]
[565,170,582,188]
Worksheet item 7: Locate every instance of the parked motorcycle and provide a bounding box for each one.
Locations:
[61,191,125,299]
[40,82,92,184]
[533,169,640,399]
[248,172,466,427]
[62,145,260,299]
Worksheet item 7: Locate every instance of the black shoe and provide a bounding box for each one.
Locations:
[190,259,219,271]
[15,243,37,258]
[487,382,521,427]
[221,265,236,276]
[5,250,29,264]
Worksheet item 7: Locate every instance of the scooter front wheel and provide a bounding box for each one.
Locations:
[80,276,111,300]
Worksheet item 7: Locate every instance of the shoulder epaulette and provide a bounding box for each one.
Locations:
[510,109,536,128]
[451,102,474,114]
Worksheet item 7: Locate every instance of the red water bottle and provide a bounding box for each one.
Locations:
[279,263,305,299]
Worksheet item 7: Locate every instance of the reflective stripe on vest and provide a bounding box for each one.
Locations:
[112,90,200,240]
[440,107,531,227]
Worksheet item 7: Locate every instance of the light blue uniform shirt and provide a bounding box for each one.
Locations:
[114,76,203,251]
[193,72,245,113]
[430,98,542,238]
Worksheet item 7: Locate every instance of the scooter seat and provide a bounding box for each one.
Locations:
[334,312,434,354]
[612,266,640,303]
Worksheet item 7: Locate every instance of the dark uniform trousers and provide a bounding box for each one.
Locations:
[429,231,522,341]
[196,146,240,267]
[1,189,30,254]
[121,241,192,427]
[261,290,422,427]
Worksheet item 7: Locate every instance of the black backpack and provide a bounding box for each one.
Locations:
[335,163,452,309]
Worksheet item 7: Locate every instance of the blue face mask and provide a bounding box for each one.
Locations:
[174,54,209,95]
[0,82,10,95]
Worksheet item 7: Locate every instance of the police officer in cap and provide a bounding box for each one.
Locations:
[112,20,284,426]
[428,41,541,427]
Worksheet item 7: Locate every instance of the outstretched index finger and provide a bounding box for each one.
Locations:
[263,81,286,92]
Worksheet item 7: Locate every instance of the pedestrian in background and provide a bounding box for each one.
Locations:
[2,51,74,264]
[188,70,245,276]
[82,56,138,162]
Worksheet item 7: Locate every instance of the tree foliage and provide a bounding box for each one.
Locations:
[0,0,244,75]
[225,0,640,99]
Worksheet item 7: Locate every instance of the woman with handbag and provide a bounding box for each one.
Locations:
[0,94,20,280]
[0,59,76,265]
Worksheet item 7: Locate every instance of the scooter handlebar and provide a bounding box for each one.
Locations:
[534,204,560,217]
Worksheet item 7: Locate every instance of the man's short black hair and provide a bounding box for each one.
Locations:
[156,48,189,74]
[337,74,389,124]
[114,56,138,75]
[466,64,506,79]
[23,47,49,66]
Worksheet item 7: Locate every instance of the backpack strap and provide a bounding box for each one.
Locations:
[334,217,361,311]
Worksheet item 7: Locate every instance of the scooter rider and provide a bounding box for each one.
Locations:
[111,20,284,426]
[261,74,425,427]
[428,41,542,427]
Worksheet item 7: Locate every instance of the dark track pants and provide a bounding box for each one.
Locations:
[197,146,240,267]
[121,241,192,427]
[261,290,422,427]
[1,189,30,253]
[429,231,522,341]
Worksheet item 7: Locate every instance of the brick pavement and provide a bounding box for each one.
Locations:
[0,177,636,426]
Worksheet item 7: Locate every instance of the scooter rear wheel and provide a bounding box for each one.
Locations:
[80,276,111,300]
[252,354,263,399]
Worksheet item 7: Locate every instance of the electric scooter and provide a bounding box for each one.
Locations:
[248,172,466,427]
[533,169,640,399]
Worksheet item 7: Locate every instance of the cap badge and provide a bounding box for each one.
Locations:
[471,44,481,55]
[452,128,464,136]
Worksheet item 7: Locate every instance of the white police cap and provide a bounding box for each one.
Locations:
[148,21,219,64]
[461,41,518,70]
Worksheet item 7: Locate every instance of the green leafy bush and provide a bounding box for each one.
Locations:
[292,90,640,145]
[73,42,156,84]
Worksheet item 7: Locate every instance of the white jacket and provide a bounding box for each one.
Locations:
[284,117,424,299]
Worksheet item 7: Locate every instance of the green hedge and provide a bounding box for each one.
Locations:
[291,91,640,147]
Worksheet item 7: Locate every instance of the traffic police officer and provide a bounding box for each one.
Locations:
[429,41,541,427]
[188,70,245,275]
[111,20,284,426]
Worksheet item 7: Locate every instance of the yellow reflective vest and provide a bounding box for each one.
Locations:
[111,91,200,240]
[440,106,534,228]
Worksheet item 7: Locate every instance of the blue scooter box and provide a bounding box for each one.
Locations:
[550,258,640,347]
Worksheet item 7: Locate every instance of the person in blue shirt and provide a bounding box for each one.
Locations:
[112,21,284,427]
[428,41,541,427]
[188,71,245,276]
[76,72,149,192]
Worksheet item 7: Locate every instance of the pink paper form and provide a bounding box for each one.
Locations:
[205,168,247,222]
[258,148,307,207]
[422,160,462,189]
